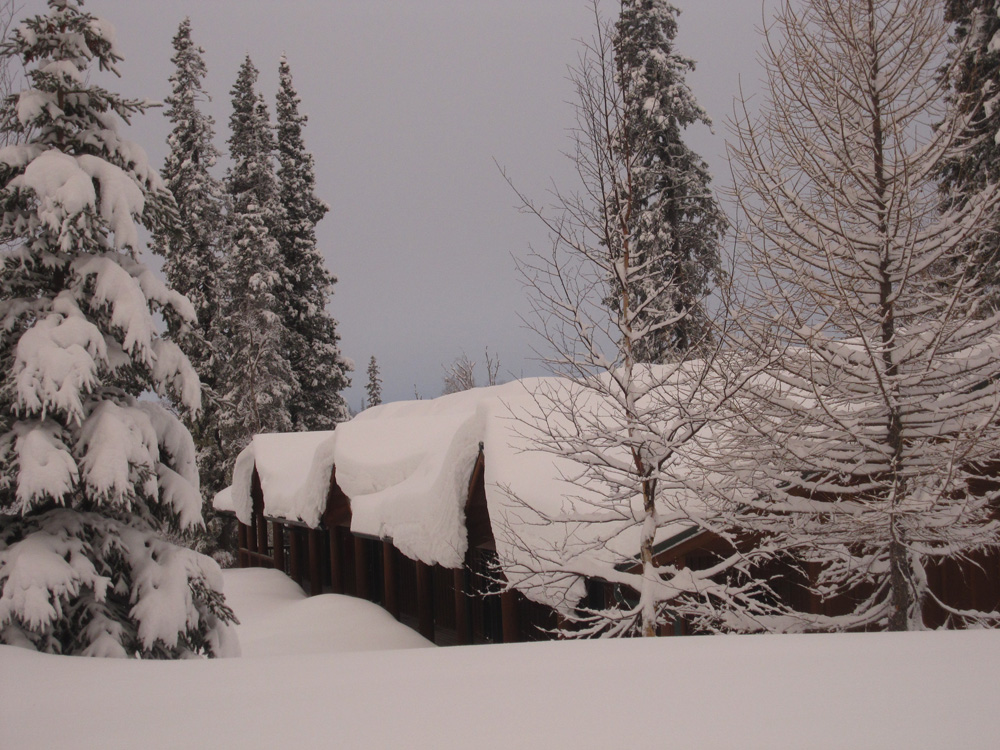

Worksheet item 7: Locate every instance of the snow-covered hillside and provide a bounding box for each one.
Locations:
[1,569,997,749]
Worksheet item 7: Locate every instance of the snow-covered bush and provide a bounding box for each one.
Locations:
[0,0,237,657]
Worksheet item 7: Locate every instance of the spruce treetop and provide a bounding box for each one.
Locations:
[156,17,225,357]
[277,54,327,230]
[366,355,382,408]
[228,56,279,208]
[273,54,350,429]
[609,0,725,361]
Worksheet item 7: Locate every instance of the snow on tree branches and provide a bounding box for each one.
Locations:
[365,355,382,408]
[275,55,350,429]
[0,0,237,657]
[152,18,228,497]
[726,0,1000,631]
[941,0,1000,306]
[217,56,294,459]
[609,0,725,362]
[504,1,766,638]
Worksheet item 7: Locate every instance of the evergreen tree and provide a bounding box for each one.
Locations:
[218,56,293,459]
[365,356,382,408]
[152,18,229,501]
[611,0,725,361]
[941,0,1000,305]
[275,55,350,428]
[0,0,236,656]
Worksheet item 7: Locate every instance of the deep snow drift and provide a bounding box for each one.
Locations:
[224,568,432,656]
[2,568,998,750]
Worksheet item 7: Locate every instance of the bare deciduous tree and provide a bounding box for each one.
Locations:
[442,353,477,395]
[726,0,1000,631]
[500,1,775,637]
[484,346,501,387]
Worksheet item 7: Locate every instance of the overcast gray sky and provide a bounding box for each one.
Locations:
[22,0,774,407]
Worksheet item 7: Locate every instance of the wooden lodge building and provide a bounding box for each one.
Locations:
[216,380,1000,644]
[225,445,557,646]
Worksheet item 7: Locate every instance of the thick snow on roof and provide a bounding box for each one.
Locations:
[225,430,336,528]
[215,373,719,609]
[336,387,492,567]
[217,389,497,566]
[212,485,234,514]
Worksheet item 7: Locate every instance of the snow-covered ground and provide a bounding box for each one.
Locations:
[2,569,998,749]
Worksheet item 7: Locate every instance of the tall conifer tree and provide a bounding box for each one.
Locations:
[611,0,725,361]
[275,55,350,428]
[218,56,293,459]
[941,0,1000,305]
[365,356,382,408]
[152,18,229,498]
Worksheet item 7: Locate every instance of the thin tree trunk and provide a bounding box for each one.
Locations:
[868,0,914,630]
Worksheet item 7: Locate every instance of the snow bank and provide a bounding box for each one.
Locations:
[223,569,432,657]
[3,626,998,750]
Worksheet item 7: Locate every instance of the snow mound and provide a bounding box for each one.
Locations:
[223,568,433,656]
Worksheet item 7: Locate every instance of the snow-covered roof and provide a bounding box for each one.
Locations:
[334,388,490,567]
[215,374,714,608]
[217,388,495,568]
[221,430,336,529]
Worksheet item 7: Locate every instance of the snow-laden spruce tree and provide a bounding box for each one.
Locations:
[727,0,1000,631]
[504,1,773,637]
[940,0,1000,306]
[275,55,350,429]
[151,18,229,503]
[218,56,293,461]
[608,0,726,362]
[0,0,237,656]
[365,355,382,408]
